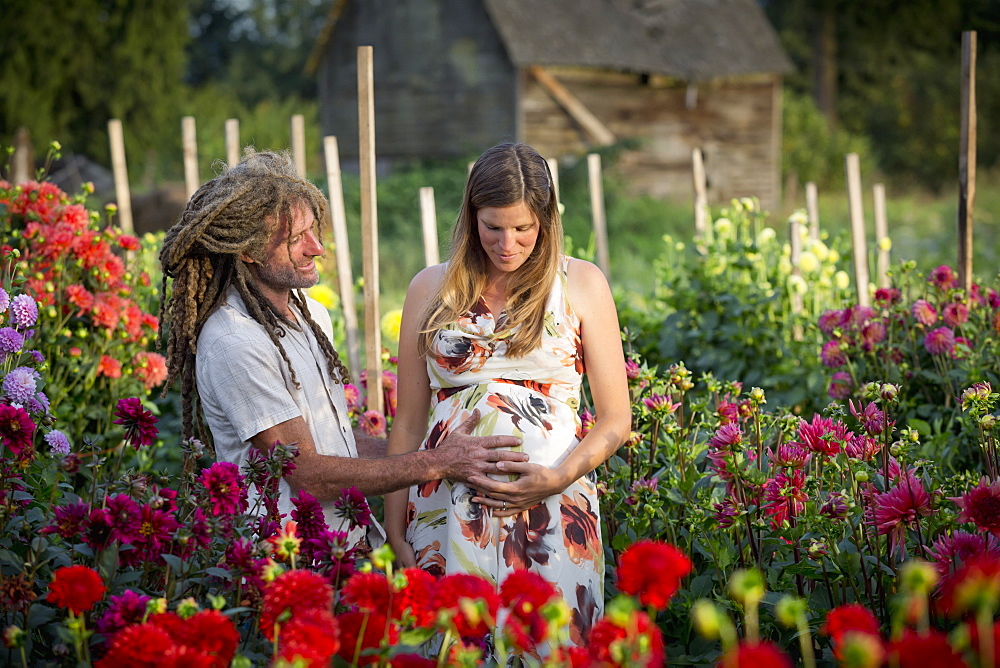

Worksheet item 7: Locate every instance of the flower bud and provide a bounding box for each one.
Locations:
[728,568,765,606]
[371,544,395,571]
[775,596,806,627]
[855,470,870,483]
[176,597,200,619]
[981,415,997,430]
[899,560,938,595]
[749,387,766,405]
[2,626,25,649]
[692,600,724,639]
[879,383,900,402]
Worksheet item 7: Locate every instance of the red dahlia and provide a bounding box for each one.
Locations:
[616,539,692,610]
[341,571,391,613]
[431,573,500,637]
[886,629,967,667]
[391,568,437,628]
[260,569,333,641]
[587,610,664,667]
[278,607,340,667]
[95,623,176,667]
[47,565,106,615]
[821,603,880,642]
[718,640,793,668]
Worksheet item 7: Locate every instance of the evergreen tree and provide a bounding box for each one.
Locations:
[0,0,188,169]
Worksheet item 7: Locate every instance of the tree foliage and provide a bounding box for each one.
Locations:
[0,0,188,166]
[764,0,1000,189]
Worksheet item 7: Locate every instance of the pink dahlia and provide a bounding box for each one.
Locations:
[763,469,808,527]
[0,403,35,456]
[911,299,938,326]
[926,530,1000,578]
[768,443,810,468]
[829,371,854,400]
[198,461,249,516]
[860,321,887,351]
[112,397,158,448]
[358,409,387,438]
[928,265,958,291]
[821,340,847,368]
[874,474,932,554]
[707,422,742,450]
[874,287,902,306]
[818,309,846,336]
[333,485,372,530]
[96,589,152,637]
[797,414,849,457]
[950,477,1000,537]
[924,327,956,355]
[942,302,969,328]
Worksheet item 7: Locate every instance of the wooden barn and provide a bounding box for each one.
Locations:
[309,0,793,209]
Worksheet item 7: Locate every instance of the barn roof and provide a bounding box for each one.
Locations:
[482,0,793,81]
[307,0,793,82]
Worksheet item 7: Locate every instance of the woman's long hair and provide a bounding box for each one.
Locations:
[418,142,562,358]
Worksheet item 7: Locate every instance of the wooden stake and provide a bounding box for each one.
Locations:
[11,127,32,183]
[587,153,610,278]
[692,147,708,239]
[225,118,240,167]
[789,214,803,311]
[419,186,440,267]
[323,136,362,378]
[873,183,890,288]
[958,31,977,293]
[845,153,870,307]
[546,158,561,208]
[805,181,820,240]
[358,46,383,414]
[291,114,307,179]
[107,119,135,235]
[182,116,199,198]
[789,212,804,339]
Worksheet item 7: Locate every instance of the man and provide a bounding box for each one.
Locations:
[158,149,523,547]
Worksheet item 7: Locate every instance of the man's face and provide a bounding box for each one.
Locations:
[253,203,323,292]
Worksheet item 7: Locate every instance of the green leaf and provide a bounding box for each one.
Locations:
[28,604,59,628]
[161,553,185,572]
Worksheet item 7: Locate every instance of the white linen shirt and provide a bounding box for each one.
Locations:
[196,287,382,547]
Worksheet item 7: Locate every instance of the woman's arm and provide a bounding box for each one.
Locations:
[470,258,631,514]
[384,265,442,563]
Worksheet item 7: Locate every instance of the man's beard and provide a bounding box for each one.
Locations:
[253,262,319,292]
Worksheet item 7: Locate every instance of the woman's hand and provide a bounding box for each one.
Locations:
[469,461,569,517]
[389,537,418,568]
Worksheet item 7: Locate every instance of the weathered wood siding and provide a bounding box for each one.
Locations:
[318,0,518,161]
[521,68,783,211]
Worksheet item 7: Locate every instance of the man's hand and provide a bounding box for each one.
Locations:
[469,461,569,518]
[434,409,525,482]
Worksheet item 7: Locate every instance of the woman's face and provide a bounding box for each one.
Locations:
[476,201,540,280]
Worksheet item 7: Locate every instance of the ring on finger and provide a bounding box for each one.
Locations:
[502,501,507,511]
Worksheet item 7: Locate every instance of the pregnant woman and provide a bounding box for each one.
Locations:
[384,142,630,657]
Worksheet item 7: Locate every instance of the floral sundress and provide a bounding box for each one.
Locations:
[406,256,604,652]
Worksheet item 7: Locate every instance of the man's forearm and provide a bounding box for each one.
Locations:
[287,448,443,500]
[353,430,388,459]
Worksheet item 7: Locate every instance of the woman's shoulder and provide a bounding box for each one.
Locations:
[405,263,448,305]
[564,256,606,286]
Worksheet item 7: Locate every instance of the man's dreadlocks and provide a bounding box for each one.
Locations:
[158,148,350,442]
